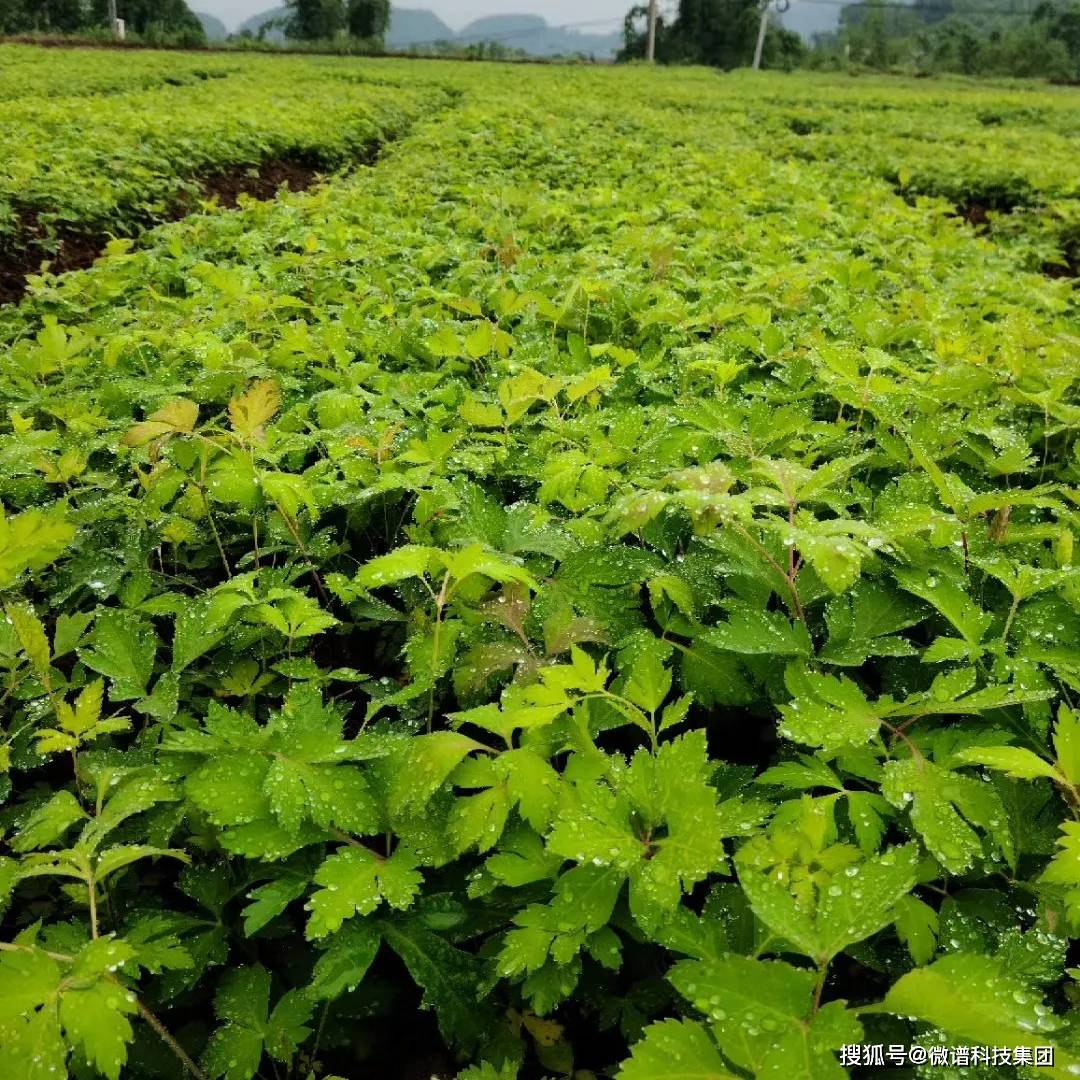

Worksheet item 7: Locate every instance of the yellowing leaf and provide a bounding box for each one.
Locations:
[121,398,199,447]
[0,507,76,588]
[6,602,51,677]
[229,380,281,440]
[522,1011,564,1047]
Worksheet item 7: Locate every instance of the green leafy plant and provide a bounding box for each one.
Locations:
[0,48,1078,1080]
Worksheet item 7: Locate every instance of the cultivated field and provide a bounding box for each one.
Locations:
[0,46,1078,1080]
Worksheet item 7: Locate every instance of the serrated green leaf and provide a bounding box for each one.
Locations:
[778,664,882,753]
[389,732,485,816]
[310,920,381,1001]
[78,611,158,701]
[882,758,1012,873]
[264,988,313,1062]
[619,1019,736,1080]
[306,845,421,938]
[242,876,309,937]
[881,953,1073,1063]
[895,894,939,965]
[12,790,87,853]
[59,979,137,1080]
[955,745,1058,780]
[382,921,489,1052]
[357,545,438,588]
[701,604,811,657]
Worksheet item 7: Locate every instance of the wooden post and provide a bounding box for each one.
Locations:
[646,0,658,61]
[752,1,769,69]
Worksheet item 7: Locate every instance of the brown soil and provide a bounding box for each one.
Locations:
[0,210,107,305]
[0,154,346,306]
[198,157,321,208]
[957,200,991,228]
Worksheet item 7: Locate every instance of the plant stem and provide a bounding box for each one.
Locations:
[0,941,208,1080]
[87,876,99,939]
[1000,591,1021,648]
[881,718,926,764]
[731,522,806,621]
[427,570,451,734]
[136,1000,209,1080]
[812,963,829,1012]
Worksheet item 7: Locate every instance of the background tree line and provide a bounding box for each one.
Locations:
[0,0,203,39]
[822,0,1080,78]
[277,0,390,41]
[620,0,804,67]
[621,0,1080,78]
[0,0,391,46]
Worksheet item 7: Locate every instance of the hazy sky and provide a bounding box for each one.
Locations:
[200,0,631,31]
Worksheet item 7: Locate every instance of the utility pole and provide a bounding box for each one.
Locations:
[106,0,118,36]
[646,0,658,61]
[752,0,769,69]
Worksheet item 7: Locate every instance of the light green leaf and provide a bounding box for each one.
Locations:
[955,745,1058,780]
[778,665,881,753]
[882,953,1071,1061]
[798,532,864,594]
[95,845,189,882]
[389,732,485,816]
[1053,705,1079,786]
[186,752,270,827]
[0,1006,67,1080]
[59,980,137,1080]
[892,568,992,647]
[0,507,76,588]
[669,955,861,1079]
[623,649,673,714]
[815,844,918,959]
[895,894,938,965]
[439,544,537,589]
[1041,821,1080,931]
[6,602,50,675]
[0,946,61,1021]
[306,846,421,938]
[619,1019,736,1080]
[356,545,438,588]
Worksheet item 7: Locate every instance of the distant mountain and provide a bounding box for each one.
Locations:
[386,7,454,48]
[238,5,288,41]
[455,13,622,57]
[456,12,547,41]
[195,10,227,40]
[232,5,621,57]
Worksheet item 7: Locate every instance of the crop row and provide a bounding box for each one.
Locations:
[0,58,1078,1080]
[0,47,447,256]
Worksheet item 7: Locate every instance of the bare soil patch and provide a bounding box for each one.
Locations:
[0,146,383,305]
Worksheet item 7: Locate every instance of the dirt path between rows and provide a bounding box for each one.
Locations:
[0,150,365,305]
